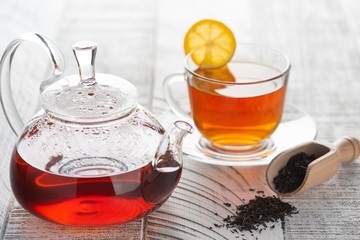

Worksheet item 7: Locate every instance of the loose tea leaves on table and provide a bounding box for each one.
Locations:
[273,152,316,193]
[221,195,298,232]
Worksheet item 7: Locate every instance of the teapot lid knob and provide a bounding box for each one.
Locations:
[72,41,97,86]
[40,41,139,123]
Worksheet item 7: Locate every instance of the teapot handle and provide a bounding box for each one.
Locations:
[0,32,64,136]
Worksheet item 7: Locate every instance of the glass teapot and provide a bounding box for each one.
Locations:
[0,33,192,226]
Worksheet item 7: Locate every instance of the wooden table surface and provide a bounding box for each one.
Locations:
[1,0,360,239]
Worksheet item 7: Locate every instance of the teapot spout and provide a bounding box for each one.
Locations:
[142,121,192,205]
[153,121,193,172]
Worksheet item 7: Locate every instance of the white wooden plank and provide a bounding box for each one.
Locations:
[145,156,285,240]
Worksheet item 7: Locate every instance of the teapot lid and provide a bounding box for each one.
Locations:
[40,41,139,123]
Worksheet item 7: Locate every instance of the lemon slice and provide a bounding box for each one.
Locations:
[184,19,236,68]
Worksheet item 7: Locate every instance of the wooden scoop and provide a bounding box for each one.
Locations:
[266,136,360,197]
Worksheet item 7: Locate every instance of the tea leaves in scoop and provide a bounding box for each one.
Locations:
[273,152,316,193]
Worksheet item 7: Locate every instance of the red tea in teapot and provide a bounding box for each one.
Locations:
[8,112,191,226]
[11,150,182,226]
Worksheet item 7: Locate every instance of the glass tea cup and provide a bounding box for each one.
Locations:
[164,43,291,160]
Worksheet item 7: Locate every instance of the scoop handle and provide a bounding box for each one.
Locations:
[334,136,360,163]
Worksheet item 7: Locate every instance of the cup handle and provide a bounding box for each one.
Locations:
[163,73,192,121]
[0,32,65,135]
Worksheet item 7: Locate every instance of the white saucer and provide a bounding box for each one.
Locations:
[158,103,317,166]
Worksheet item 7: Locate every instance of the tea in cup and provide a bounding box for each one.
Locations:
[164,43,290,159]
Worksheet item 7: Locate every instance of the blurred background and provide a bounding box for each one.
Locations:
[2,0,360,122]
[1,0,360,239]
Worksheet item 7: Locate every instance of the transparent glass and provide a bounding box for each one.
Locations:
[164,43,290,160]
[0,32,192,226]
